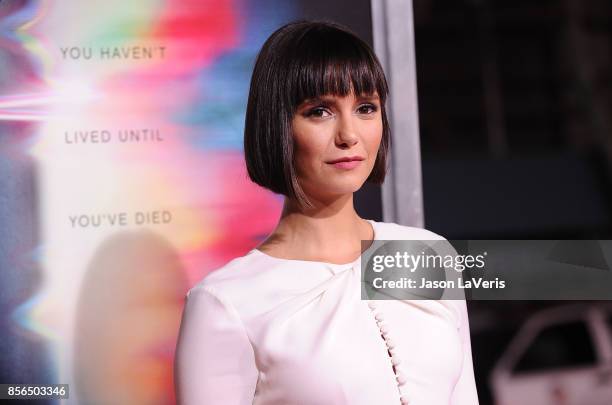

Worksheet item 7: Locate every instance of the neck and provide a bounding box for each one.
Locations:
[261,193,372,261]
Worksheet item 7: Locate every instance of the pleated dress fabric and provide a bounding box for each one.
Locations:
[175,220,479,405]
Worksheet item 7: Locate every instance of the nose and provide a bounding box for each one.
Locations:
[335,114,359,147]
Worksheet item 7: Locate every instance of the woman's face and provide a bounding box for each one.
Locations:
[291,91,383,201]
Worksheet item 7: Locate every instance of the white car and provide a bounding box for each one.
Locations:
[490,302,612,405]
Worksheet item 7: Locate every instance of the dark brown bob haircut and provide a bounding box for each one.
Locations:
[244,20,390,209]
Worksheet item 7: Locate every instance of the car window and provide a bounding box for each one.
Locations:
[513,320,596,374]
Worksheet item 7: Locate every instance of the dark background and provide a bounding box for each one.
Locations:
[414,1,612,404]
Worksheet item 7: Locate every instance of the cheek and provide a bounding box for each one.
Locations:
[295,143,327,179]
[293,128,331,173]
[364,120,383,152]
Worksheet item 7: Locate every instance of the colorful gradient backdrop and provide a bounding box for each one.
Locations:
[0,0,296,403]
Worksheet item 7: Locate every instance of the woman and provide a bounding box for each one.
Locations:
[174,20,479,404]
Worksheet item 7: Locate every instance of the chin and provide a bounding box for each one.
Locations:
[303,175,367,197]
[327,181,366,195]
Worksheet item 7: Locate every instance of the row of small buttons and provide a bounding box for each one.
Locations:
[367,300,410,404]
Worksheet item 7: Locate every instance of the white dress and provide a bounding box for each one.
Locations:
[174,220,480,404]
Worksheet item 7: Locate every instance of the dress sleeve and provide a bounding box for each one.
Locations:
[174,286,259,404]
[450,298,480,405]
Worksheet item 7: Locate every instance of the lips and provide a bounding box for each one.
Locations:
[327,157,364,170]
[327,156,365,164]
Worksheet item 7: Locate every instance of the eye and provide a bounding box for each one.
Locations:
[357,103,378,114]
[305,106,332,118]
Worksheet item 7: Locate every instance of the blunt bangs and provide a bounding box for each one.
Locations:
[285,25,388,108]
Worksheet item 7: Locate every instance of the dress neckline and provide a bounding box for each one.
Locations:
[250,219,378,269]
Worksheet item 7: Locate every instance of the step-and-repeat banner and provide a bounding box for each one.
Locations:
[0,0,301,403]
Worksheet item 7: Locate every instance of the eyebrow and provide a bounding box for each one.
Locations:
[300,94,380,107]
